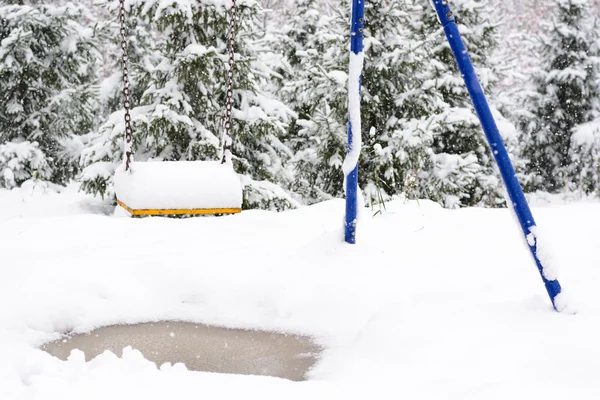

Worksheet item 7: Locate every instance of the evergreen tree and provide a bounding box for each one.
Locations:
[359,0,445,206]
[94,0,159,117]
[79,0,161,197]
[277,0,349,203]
[567,9,600,194]
[519,0,600,193]
[280,0,433,205]
[81,0,296,210]
[280,0,510,208]
[360,0,508,208]
[0,1,100,188]
[405,0,508,208]
[570,119,600,194]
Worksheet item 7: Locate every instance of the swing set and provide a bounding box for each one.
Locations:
[344,0,564,311]
[113,0,242,217]
[114,0,564,311]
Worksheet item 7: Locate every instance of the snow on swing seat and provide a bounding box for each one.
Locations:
[114,161,242,216]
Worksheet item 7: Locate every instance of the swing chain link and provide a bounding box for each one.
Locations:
[119,0,133,171]
[222,0,237,164]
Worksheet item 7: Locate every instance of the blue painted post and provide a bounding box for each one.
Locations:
[345,0,365,244]
[431,0,563,310]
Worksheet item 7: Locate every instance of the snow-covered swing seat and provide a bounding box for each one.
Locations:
[113,0,242,217]
[114,161,242,217]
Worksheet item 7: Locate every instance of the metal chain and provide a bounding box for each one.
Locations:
[119,0,133,171]
[222,0,237,164]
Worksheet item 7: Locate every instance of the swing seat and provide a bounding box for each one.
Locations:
[114,161,243,217]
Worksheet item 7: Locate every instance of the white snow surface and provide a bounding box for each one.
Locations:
[114,161,242,210]
[1,188,600,399]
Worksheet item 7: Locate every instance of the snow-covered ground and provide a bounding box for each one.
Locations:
[1,184,600,399]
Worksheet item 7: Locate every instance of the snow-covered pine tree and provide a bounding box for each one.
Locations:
[335,0,507,209]
[359,0,436,205]
[518,0,600,193]
[81,0,296,210]
[280,0,435,206]
[278,0,510,208]
[570,118,600,194]
[0,1,100,188]
[94,0,159,117]
[404,0,508,208]
[277,0,349,203]
[79,0,160,197]
[567,8,600,194]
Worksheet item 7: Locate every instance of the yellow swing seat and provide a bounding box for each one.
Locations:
[114,161,242,217]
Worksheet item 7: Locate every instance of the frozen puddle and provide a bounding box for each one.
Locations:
[42,322,321,381]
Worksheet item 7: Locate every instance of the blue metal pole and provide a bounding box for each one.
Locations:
[345,0,365,244]
[431,0,563,310]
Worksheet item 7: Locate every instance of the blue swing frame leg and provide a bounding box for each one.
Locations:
[431,1,563,310]
[345,0,366,244]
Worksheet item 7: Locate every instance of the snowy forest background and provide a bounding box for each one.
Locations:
[1,0,599,211]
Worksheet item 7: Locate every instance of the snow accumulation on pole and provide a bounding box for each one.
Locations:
[344,0,365,244]
[430,0,568,312]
